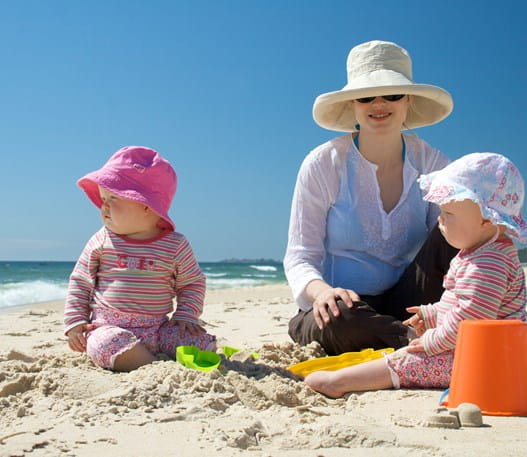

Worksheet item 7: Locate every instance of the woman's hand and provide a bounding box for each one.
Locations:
[312,286,360,330]
[403,306,426,336]
[66,323,96,353]
[406,337,425,353]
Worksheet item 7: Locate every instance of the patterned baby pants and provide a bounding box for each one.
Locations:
[385,347,453,388]
[86,307,216,369]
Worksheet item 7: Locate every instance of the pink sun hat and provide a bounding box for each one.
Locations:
[77,146,177,231]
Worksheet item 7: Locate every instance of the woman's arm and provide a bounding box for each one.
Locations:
[284,149,337,308]
[284,140,360,326]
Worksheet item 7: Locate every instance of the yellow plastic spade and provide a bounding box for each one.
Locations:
[288,347,394,377]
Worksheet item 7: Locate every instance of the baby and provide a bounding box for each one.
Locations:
[64,146,216,371]
[305,152,527,396]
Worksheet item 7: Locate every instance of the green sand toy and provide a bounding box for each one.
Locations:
[176,345,259,372]
[288,347,394,377]
[221,345,259,359]
[176,345,221,372]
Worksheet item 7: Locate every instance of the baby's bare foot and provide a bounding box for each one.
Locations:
[304,371,345,398]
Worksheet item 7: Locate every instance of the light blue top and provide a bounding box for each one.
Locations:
[324,139,427,295]
[284,133,450,310]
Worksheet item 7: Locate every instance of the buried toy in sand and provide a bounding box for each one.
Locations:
[425,403,484,429]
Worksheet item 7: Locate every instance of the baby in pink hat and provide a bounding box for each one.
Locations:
[64,146,216,371]
[305,152,527,397]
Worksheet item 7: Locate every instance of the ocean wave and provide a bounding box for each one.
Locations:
[206,278,266,289]
[241,273,276,278]
[204,272,228,278]
[249,265,278,272]
[0,280,68,308]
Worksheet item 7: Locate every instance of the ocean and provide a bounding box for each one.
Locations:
[0,260,286,310]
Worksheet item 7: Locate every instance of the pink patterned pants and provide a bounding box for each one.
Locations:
[86,307,216,370]
[385,347,453,388]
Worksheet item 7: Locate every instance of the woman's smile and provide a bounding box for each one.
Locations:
[369,112,391,120]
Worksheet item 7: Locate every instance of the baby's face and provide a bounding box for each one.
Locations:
[437,199,494,250]
[98,186,160,239]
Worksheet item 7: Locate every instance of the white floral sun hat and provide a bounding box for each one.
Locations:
[312,40,453,132]
[418,152,527,245]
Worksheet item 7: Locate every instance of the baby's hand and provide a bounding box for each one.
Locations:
[66,323,96,353]
[406,337,425,353]
[168,319,206,337]
[403,306,426,336]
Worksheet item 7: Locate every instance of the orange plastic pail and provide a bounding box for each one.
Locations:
[447,319,527,416]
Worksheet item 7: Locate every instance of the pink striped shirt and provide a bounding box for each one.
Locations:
[64,227,205,334]
[420,237,526,355]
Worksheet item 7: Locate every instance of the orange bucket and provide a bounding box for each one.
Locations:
[446,319,527,416]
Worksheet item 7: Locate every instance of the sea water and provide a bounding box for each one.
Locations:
[0,261,286,309]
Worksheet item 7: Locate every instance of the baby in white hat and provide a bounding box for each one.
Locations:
[305,152,527,397]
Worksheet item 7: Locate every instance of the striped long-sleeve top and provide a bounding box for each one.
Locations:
[420,237,526,355]
[64,227,205,334]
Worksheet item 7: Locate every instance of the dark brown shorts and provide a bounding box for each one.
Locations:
[288,225,458,355]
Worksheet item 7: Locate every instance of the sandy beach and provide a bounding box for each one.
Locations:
[1,283,526,457]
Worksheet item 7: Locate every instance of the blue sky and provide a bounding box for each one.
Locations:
[1,1,526,262]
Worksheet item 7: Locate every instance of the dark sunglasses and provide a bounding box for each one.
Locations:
[355,94,406,104]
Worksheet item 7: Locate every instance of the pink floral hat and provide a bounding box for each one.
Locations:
[77,146,177,231]
[418,152,527,245]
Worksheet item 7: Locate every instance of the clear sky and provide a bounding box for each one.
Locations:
[1,0,526,262]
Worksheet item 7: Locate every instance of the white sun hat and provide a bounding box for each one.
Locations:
[418,152,527,245]
[313,40,454,132]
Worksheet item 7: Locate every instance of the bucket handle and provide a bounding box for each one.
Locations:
[439,387,450,406]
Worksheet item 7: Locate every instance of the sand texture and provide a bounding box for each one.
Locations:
[1,284,526,457]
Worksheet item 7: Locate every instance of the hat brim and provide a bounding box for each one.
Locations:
[77,171,175,231]
[418,174,527,246]
[313,84,453,132]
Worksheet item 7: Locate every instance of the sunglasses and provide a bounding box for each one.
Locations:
[355,94,406,104]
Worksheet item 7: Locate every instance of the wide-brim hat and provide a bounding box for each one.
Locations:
[77,146,177,231]
[418,152,527,246]
[313,40,454,132]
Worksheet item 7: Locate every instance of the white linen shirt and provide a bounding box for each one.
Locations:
[284,133,450,311]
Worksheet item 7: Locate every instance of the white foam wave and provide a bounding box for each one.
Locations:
[204,272,228,278]
[241,273,276,278]
[206,278,265,289]
[0,280,68,308]
[249,265,277,272]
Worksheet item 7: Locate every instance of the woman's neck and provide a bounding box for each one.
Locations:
[355,130,404,168]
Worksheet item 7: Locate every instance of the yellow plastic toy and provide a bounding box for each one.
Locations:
[288,347,394,377]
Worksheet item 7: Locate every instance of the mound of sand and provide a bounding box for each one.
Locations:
[1,285,525,456]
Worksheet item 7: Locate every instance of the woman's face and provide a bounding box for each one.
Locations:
[352,95,410,134]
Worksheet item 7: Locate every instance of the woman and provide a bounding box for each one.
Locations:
[284,40,458,355]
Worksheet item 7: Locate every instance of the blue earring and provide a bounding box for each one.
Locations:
[355,123,360,131]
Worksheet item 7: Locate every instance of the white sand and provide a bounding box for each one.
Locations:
[1,283,526,457]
